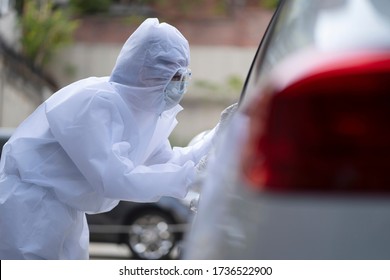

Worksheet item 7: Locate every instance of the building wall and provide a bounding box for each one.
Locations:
[0,2,19,48]
[1,61,53,127]
[0,4,54,128]
[0,53,53,127]
[48,43,257,89]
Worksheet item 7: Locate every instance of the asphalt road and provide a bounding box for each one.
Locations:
[89,242,182,260]
[89,242,131,259]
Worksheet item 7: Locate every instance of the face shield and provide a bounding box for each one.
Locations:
[164,68,192,110]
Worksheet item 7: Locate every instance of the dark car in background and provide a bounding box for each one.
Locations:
[0,128,14,157]
[87,191,197,260]
[184,0,390,259]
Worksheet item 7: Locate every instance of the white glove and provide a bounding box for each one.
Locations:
[195,154,209,175]
[221,102,239,122]
[214,102,238,140]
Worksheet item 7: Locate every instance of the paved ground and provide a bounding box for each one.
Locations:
[89,242,183,260]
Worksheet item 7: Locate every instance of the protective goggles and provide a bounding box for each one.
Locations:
[171,68,192,93]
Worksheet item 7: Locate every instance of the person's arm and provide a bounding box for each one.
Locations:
[168,103,238,166]
[169,127,217,165]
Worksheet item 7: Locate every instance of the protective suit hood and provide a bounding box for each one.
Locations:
[109,18,190,114]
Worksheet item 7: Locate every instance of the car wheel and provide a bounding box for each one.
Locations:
[125,209,179,260]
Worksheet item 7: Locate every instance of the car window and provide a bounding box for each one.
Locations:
[239,1,284,108]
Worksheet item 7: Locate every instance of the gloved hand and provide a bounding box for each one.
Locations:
[214,102,238,141]
[191,103,238,196]
[221,102,239,122]
[195,154,209,175]
[194,103,238,176]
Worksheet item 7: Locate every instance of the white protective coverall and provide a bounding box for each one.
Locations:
[0,18,216,259]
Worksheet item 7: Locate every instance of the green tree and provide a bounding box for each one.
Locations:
[19,0,79,68]
[262,0,280,9]
[69,0,112,15]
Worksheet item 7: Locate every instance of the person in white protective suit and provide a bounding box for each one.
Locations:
[0,18,226,259]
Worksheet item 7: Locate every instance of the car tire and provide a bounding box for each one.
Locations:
[124,209,180,260]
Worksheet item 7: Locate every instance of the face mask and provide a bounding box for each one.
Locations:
[164,81,185,110]
[163,68,191,110]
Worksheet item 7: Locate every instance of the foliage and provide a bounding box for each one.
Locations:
[261,0,280,9]
[227,75,244,92]
[194,79,220,92]
[19,0,79,68]
[69,0,112,15]
[121,15,149,26]
[193,75,244,99]
[148,0,230,20]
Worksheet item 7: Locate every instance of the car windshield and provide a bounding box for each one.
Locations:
[242,0,390,107]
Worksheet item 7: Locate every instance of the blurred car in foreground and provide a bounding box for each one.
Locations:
[184,0,390,259]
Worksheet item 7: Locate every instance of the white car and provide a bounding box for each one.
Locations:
[184,0,390,259]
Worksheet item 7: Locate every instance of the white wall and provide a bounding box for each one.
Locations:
[0,6,20,48]
[48,44,257,91]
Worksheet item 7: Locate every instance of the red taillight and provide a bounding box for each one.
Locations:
[242,53,390,193]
